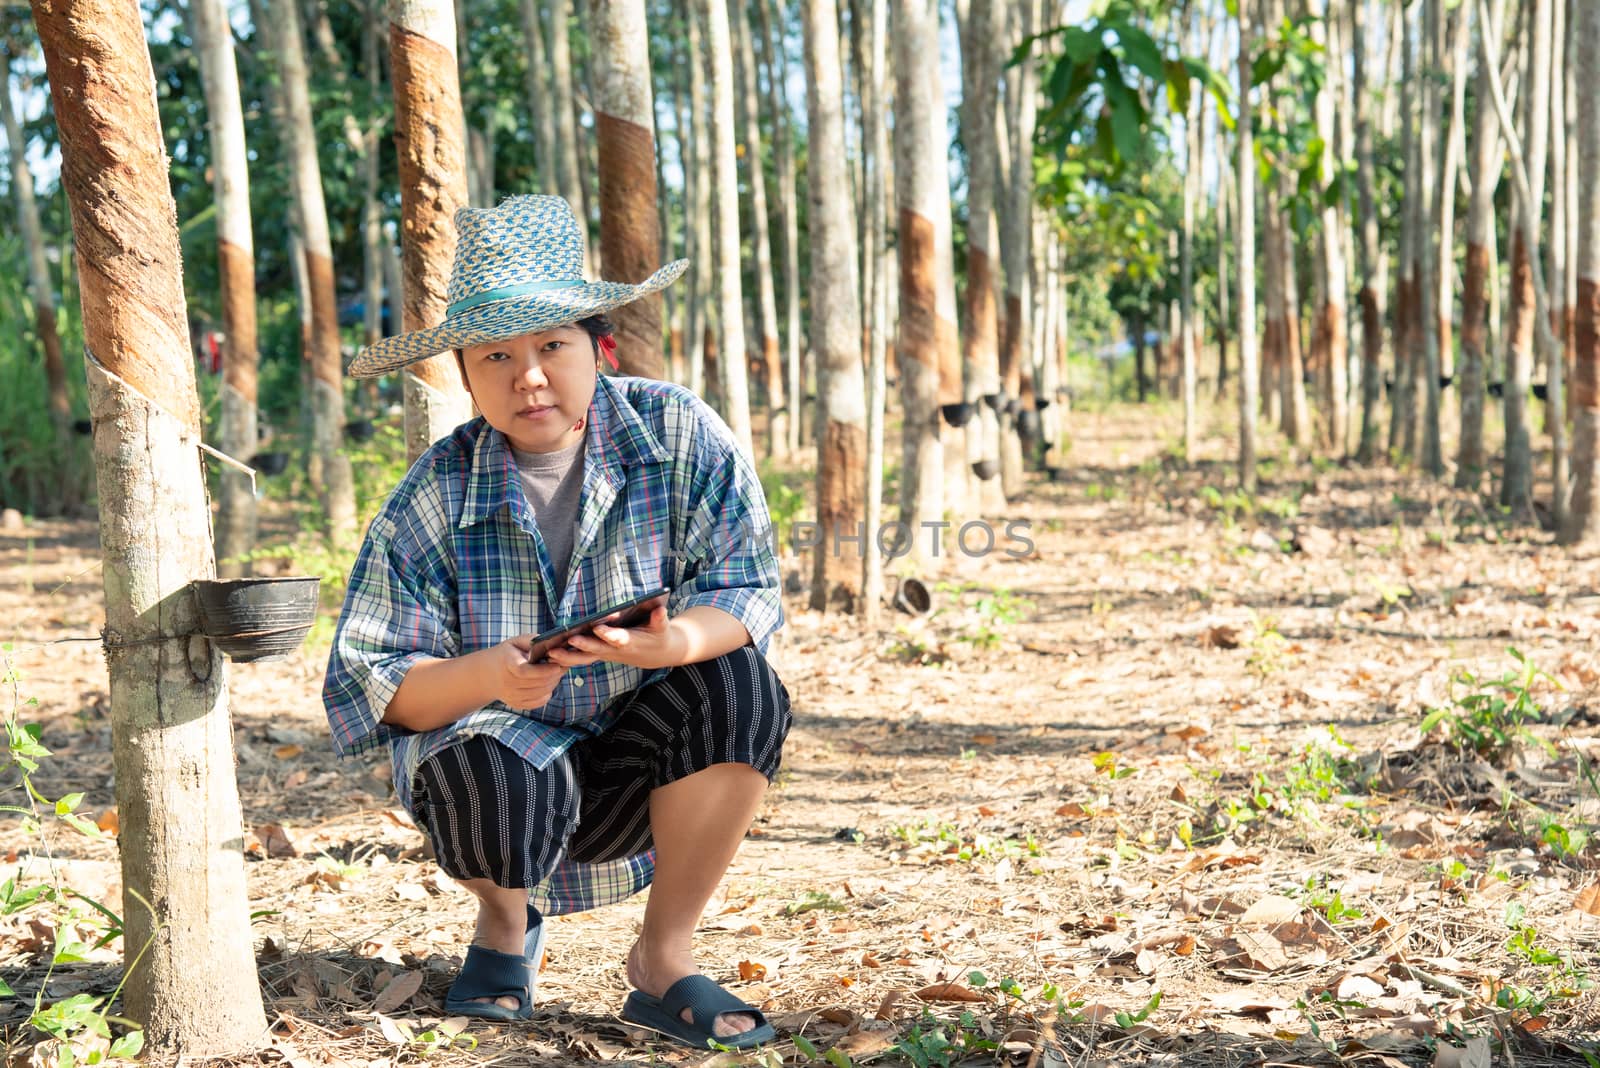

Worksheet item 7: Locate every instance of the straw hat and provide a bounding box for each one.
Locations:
[348,194,687,378]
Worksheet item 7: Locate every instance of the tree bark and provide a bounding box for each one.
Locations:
[685,0,712,397]
[999,0,1036,499]
[753,0,805,458]
[520,0,560,193]
[1502,0,1551,512]
[1457,0,1505,487]
[1179,0,1202,459]
[193,0,260,574]
[265,0,356,546]
[29,0,268,1051]
[1418,0,1444,476]
[388,0,473,462]
[803,0,866,612]
[1236,0,1259,491]
[549,0,590,264]
[701,0,755,454]
[731,0,786,451]
[1564,0,1600,544]
[592,0,668,379]
[1,52,71,447]
[1545,0,1568,528]
[960,0,1005,505]
[1352,0,1387,463]
[894,0,962,551]
[1390,3,1419,460]
[363,10,385,345]
[1310,0,1348,456]
[1477,0,1562,519]
[861,0,889,620]
[1216,137,1230,396]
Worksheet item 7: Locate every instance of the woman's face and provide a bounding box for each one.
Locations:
[458,325,599,453]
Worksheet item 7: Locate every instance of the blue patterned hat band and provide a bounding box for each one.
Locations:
[349,194,688,378]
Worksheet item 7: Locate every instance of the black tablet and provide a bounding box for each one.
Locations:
[525,587,671,663]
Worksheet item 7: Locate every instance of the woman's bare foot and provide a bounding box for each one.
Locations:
[627,939,758,1038]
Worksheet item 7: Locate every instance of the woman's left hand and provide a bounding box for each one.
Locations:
[545,605,683,671]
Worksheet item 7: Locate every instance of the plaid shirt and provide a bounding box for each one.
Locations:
[322,375,783,914]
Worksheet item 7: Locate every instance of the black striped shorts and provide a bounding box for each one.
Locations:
[410,645,792,889]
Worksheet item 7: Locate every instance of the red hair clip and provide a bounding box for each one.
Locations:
[596,333,620,371]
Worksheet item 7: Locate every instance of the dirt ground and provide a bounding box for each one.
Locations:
[4,403,1600,1067]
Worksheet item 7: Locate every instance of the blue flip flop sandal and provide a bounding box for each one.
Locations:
[621,974,776,1050]
[443,905,548,1021]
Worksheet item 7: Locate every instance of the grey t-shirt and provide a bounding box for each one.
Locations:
[511,436,586,601]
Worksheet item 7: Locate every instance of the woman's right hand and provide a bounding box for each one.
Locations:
[490,637,567,710]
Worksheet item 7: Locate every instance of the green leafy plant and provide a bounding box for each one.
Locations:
[2,647,151,1067]
[1420,649,1556,764]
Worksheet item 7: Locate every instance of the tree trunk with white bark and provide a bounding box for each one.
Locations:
[30,0,268,1050]
[193,0,260,574]
[701,0,754,454]
[804,0,866,612]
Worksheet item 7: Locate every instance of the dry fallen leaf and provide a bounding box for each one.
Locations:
[914,982,988,1004]
[875,988,910,1020]
[1199,624,1241,650]
[1233,930,1291,972]
[738,959,768,981]
[1573,881,1600,918]
[253,822,298,858]
[1240,894,1304,926]
[272,743,304,760]
[1433,1035,1490,1068]
[372,971,423,1014]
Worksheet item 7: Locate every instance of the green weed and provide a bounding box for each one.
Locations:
[1419,649,1556,764]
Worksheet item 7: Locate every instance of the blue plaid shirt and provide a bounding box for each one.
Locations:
[322,375,783,914]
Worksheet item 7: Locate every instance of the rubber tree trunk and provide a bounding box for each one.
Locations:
[1418,0,1444,476]
[959,0,1005,507]
[731,0,786,453]
[861,0,889,621]
[1390,4,1419,460]
[803,0,866,612]
[591,0,668,379]
[1477,0,1563,519]
[701,0,755,454]
[520,0,560,192]
[1352,0,1386,463]
[1310,0,1348,457]
[894,0,962,555]
[754,0,804,458]
[685,0,711,398]
[1216,140,1230,396]
[390,0,474,462]
[29,0,268,1051]
[2,50,73,466]
[266,0,356,547]
[1564,0,1600,545]
[999,0,1036,500]
[1457,0,1505,487]
[668,37,693,382]
[193,0,260,576]
[1179,0,1201,460]
[1437,3,1470,382]
[1259,178,1282,427]
[1236,0,1259,491]
[1545,0,1568,528]
[361,7,386,375]
[1503,0,1551,512]
[549,0,590,262]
